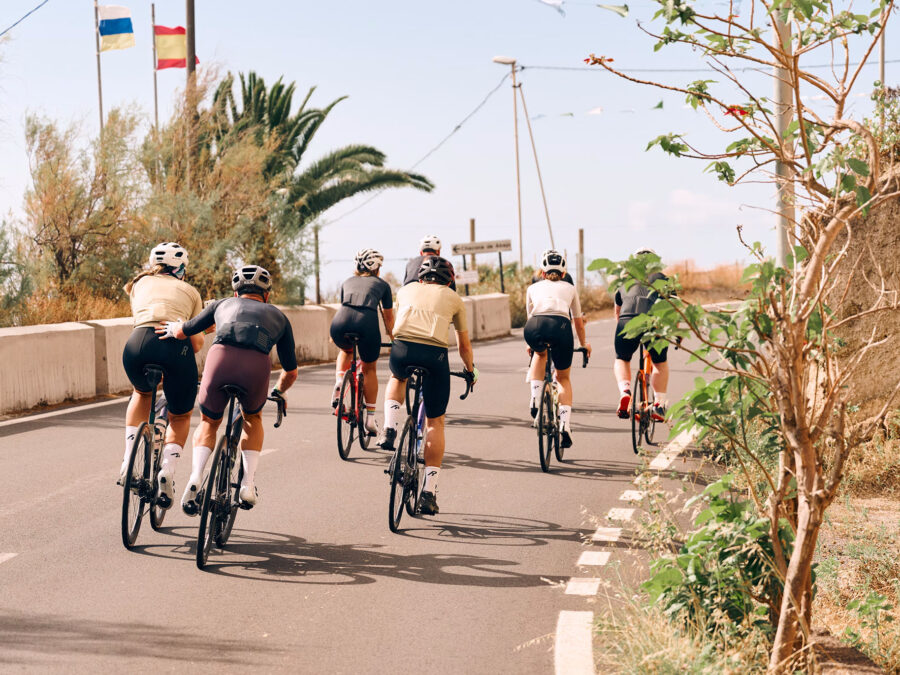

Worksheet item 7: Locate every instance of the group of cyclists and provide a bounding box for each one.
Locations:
[118,235,670,523]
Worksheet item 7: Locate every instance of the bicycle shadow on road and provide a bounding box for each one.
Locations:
[0,608,276,666]
[131,521,578,588]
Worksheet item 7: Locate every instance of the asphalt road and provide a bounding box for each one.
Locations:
[0,318,701,673]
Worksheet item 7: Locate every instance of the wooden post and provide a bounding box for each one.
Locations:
[577,228,585,293]
[93,1,104,132]
[314,225,321,304]
[498,251,505,293]
[461,255,469,297]
[469,218,476,270]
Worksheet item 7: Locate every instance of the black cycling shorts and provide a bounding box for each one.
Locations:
[330,306,382,363]
[524,315,574,371]
[614,318,668,363]
[122,327,198,415]
[389,339,451,418]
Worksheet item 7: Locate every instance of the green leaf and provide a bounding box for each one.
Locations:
[597,4,630,18]
[846,157,870,176]
[855,185,872,214]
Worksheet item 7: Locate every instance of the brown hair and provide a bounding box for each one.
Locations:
[124,264,169,295]
[545,270,562,281]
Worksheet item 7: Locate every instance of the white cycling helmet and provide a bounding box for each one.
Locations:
[420,234,442,253]
[634,247,657,256]
[149,242,188,270]
[355,248,384,272]
[231,265,273,294]
[541,249,567,275]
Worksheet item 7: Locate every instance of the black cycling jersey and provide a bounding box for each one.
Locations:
[340,275,393,312]
[403,255,457,291]
[615,272,669,320]
[182,296,298,371]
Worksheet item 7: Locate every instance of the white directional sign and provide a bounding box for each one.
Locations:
[455,269,479,285]
[451,239,512,256]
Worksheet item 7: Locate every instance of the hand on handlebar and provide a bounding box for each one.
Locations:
[582,342,593,360]
[268,388,287,428]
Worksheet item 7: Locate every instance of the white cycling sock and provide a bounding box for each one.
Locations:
[124,426,139,462]
[241,449,260,487]
[384,399,403,434]
[529,380,543,403]
[654,391,667,406]
[423,466,440,493]
[559,405,572,432]
[161,443,182,473]
[188,445,212,486]
[618,380,631,395]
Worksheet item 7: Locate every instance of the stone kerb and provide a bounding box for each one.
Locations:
[0,322,96,412]
[471,293,511,340]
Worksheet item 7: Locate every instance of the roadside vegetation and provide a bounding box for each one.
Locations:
[586,0,899,670]
[0,71,432,327]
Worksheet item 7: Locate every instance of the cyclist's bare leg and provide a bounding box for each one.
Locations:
[335,350,352,381]
[378,375,407,446]
[527,351,547,381]
[613,358,632,387]
[181,414,221,510]
[125,389,152,427]
[385,375,406,404]
[362,360,378,403]
[423,415,445,466]
[556,367,573,405]
[650,360,669,402]
[239,411,263,451]
[165,410,192,447]
[613,358,633,418]
[192,414,221,450]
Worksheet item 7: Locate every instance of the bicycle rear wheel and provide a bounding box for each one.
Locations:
[644,378,657,446]
[554,390,566,463]
[121,423,151,549]
[537,383,554,473]
[389,418,413,532]
[406,421,425,517]
[196,444,223,569]
[357,371,371,450]
[149,423,168,531]
[215,435,242,547]
[631,372,642,454]
[336,370,356,460]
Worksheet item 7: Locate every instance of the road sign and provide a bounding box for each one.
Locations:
[455,269,479,285]
[451,239,512,256]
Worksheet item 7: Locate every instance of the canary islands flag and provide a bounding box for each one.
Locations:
[154,25,199,69]
[98,5,135,52]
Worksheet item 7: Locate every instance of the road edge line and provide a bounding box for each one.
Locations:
[555,610,595,675]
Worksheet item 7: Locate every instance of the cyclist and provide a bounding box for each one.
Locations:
[524,250,591,449]
[158,265,298,512]
[614,248,671,421]
[377,256,476,516]
[329,248,395,435]
[120,243,204,507]
[402,234,457,290]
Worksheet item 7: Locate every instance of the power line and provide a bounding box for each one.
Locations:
[0,0,51,39]
[327,70,511,225]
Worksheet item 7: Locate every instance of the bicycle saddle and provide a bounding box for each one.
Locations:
[143,365,165,387]
[221,384,249,398]
[343,332,361,343]
[406,365,430,377]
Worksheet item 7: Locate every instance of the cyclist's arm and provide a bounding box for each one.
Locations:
[189,333,205,353]
[182,301,218,336]
[275,367,298,395]
[382,307,395,340]
[456,330,475,372]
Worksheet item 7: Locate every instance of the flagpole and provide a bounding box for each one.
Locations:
[93,0,104,132]
[151,3,159,132]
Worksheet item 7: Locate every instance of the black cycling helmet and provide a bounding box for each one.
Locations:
[417,255,454,285]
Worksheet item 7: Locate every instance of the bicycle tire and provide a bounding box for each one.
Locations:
[631,371,642,454]
[389,418,413,532]
[196,444,223,569]
[538,382,553,473]
[215,435,242,547]
[554,387,566,463]
[406,418,425,517]
[357,371,371,450]
[149,422,168,531]
[337,370,356,460]
[121,423,151,549]
[645,378,657,446]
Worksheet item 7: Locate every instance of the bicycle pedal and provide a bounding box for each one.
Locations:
[156,494,172,509]
[239,502,254,511]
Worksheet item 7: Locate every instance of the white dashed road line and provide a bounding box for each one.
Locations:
[606,507,635,521]
[648,427,697,469]
[0,553,19,565]
[576,551,611,567]
[591,526,622,543]
[619,490,644,502]
[565,577,602,596]
[0,397,126,428]
[555,611,595,675]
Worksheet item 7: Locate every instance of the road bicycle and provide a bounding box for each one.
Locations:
[196,388,285,569]
[386,368,473,533]
[533,346,589,473]
[630,342,657,454]
[121,365,170,549]
[335,335,392,460]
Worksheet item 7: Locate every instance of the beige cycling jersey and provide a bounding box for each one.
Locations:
[526,279,582,319]
[393,282,467,348]
[130,274,203,328]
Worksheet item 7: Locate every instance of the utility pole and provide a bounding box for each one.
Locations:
[93,1,104,132]
[314,225,322,304]
[185,0,196,189]
[492,57,524,268]
[469,218,476,270]
[517,84,555,249]
[773,13,794,268]
[577,228,585,294]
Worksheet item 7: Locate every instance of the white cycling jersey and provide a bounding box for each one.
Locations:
[526,279,582,319]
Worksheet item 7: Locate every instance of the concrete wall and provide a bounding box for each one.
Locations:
[0,323,96,412]
[0,294,510,415]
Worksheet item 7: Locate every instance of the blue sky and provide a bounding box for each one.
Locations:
[0,0,894,291]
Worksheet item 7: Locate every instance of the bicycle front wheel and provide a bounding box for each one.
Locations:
[121,423,151,549]
[631,372,643,454]
[196,444,223,569]
[537,383,553,473]
[149,424,168,531]
[215,435,242,548]
[645,378,657,446]
[337,370,356,460]
[406,421,425,517]
[389,418,413,532]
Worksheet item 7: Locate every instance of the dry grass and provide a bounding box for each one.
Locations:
[665,260,749,305]
[841,422,900,497]
[815,496,900,673]
[2,289,129,327]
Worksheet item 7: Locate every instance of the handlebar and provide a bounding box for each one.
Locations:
[267,393,286,428]
[574,347,590,368]
[450,370,475,401]
[381,342,393,348]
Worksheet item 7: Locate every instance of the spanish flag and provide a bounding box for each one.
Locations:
[154,25,199,70]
